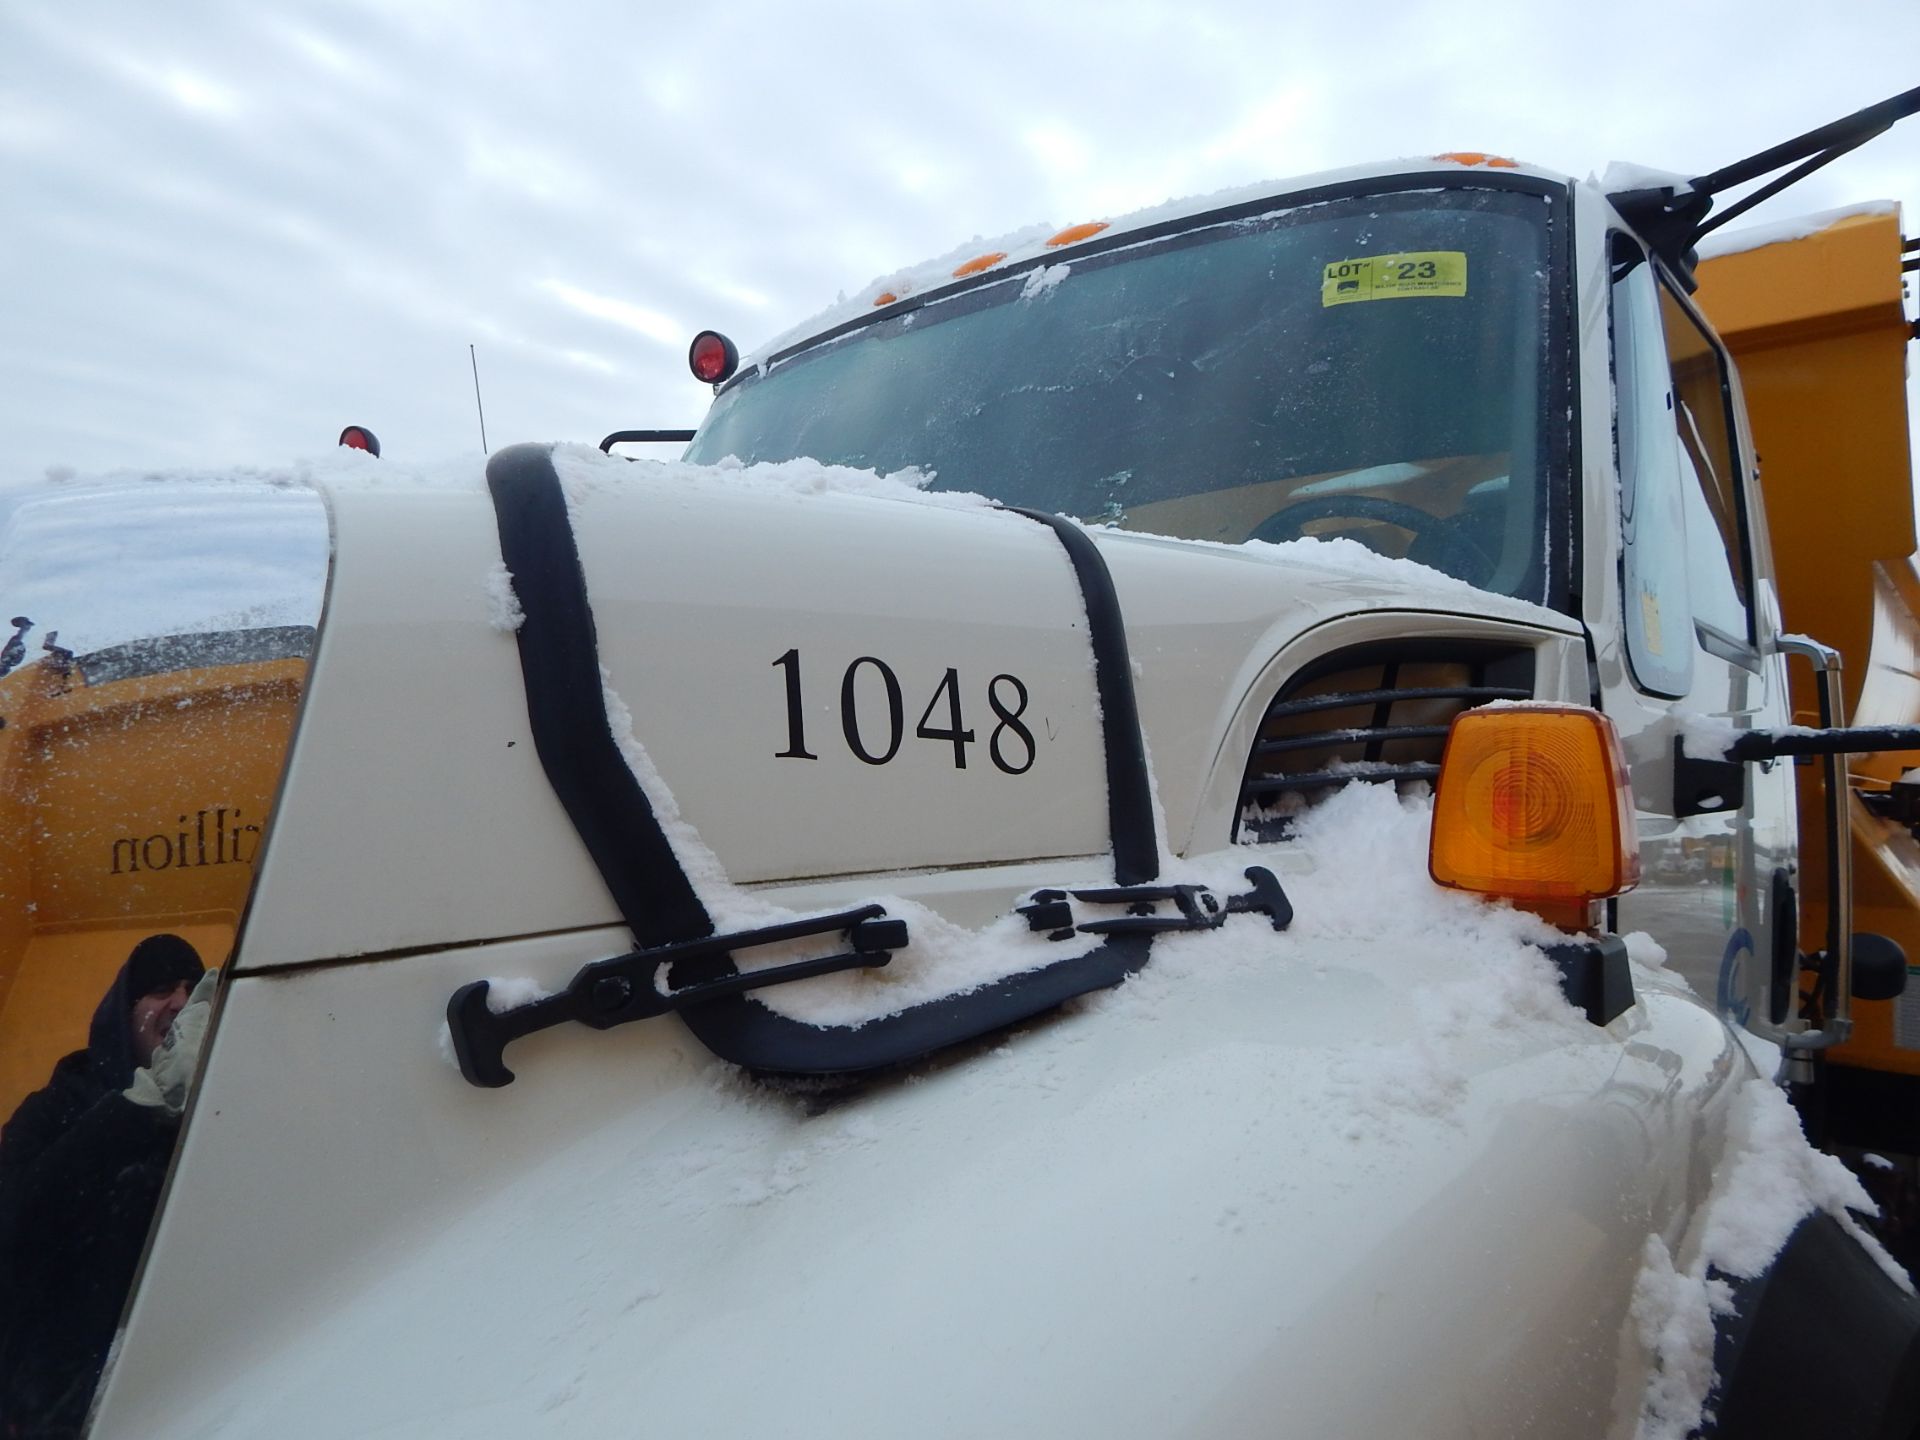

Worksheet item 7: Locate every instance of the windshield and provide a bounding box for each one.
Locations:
[688,184,1564,602]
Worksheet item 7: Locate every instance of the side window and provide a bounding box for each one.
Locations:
[1657,283,1752,648]
[1611,238,1694,697]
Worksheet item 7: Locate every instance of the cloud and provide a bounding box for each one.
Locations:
[0,0,1912,489]
[537,279,682,348]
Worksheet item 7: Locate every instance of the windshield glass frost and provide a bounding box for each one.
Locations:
[689,187,1558,601]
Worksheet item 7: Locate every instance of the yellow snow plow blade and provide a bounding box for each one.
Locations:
[0,646,305,1118]
[1695,205,1919,1075]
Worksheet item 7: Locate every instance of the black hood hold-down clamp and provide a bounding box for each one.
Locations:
[467,444,1177,1080]
[448,904,911,1087]
[1018,866,1294,939]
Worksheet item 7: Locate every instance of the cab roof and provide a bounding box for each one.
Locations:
[740,153,1579,373]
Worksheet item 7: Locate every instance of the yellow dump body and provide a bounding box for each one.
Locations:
[0,642,305,1119]
[1694,206,1919,1076]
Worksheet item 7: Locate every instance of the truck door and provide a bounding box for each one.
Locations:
[1605,232,1797,1022]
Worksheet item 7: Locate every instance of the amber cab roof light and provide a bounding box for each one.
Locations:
[951,251,1007,278]
[689,330,739,385]
[1046,221,1109,247]
[1428,704,1640,914]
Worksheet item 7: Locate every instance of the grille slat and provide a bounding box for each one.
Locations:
[1255,723,1452,757]
[1235,645,1535,841]
[1259,684,1530,720]
[1244,763,1441,795]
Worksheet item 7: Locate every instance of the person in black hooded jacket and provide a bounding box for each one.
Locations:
[0,934,207,1438]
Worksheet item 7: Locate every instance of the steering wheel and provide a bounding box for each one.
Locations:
[1247,495,1497,587]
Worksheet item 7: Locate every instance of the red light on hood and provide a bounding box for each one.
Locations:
[689,331,739,385]
[338,425,381,456]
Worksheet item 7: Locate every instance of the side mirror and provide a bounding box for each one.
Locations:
[1852,932,1908,1001]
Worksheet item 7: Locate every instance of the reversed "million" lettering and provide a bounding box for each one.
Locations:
[109,807,263,875]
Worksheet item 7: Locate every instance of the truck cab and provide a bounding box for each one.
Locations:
[1,135,1916,1439]
[677,155,1803,1021]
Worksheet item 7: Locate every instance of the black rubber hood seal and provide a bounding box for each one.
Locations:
[483,443,1158,1074]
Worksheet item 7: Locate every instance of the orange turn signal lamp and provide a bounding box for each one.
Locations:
[1429,704,1639,926]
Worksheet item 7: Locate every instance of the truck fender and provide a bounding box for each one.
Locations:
[1708,1211,1920,1439]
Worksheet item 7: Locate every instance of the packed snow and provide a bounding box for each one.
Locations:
[1676,710,1741,761]
[549,440,989,515]
[1019,263,1071,300]
[1100,782,1584,1127]
[1630,1079,1907,1440]
[482,561,524,632]
[1595,160,1697,197]
[1241,532,1494,599]
[1631,1234,1729,1439]
[454,705,1877,1438]
[1694,200,1899,260]
[482,975,553,1013]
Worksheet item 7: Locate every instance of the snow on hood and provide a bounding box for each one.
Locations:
[444,779,1889,1440]
[1227,532,1492,600]
[1111,780,1585,1130]
[548,440,988,514]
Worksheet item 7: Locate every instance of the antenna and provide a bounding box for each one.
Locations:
[469,344,490,453]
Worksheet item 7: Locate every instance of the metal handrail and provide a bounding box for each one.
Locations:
[1775,634,1852,1052]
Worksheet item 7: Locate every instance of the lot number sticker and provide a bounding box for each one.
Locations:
[1322,251,1468,306]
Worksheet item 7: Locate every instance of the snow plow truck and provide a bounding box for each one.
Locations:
[2,88,1920,1440]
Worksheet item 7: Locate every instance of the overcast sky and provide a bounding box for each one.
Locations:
[2,0,1915,485]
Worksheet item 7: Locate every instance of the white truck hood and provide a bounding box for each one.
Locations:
[95,785,1745,1439]
[240,450,1575,971]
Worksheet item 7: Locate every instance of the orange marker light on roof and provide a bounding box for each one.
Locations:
[1432,151,1519,168]
[1046,221,1109,247]
[872,291,899,306]
[952,251,1007,278]
[1429,704,1639,914]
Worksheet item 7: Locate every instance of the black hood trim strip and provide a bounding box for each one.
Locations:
[1006,507,1160,887]
[483,443,1156,1075]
